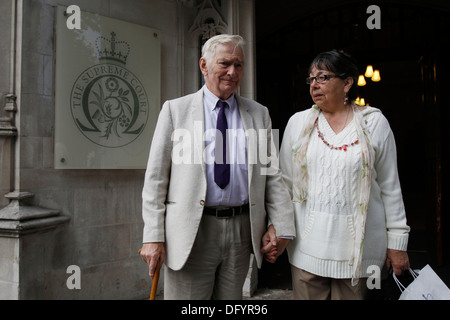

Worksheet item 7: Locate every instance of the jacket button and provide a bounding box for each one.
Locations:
[200,200,205,206]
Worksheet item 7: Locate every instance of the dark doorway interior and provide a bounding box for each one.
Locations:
[255,0,450,290]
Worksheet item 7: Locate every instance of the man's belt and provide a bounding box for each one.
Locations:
[203,203,249,218]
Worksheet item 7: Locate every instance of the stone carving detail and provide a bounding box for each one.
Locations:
[189,0,228,40]
[0,94,17,137]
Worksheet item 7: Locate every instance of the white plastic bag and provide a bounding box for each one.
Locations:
[393,264,450,300]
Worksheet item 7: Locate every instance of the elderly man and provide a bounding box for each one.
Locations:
[140,34,295,300]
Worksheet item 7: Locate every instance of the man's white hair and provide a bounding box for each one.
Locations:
[201,34,245,65]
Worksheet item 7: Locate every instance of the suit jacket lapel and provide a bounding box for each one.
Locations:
[236,95,253,130]
[235,95,255,186]
[190,88,206,176]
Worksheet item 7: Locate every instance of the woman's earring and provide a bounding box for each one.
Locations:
[344,95,349,105]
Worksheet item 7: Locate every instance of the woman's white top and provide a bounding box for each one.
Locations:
[280,107,410,279]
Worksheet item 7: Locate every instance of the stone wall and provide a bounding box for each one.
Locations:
[1,0,196,300]
[0,0,256,299]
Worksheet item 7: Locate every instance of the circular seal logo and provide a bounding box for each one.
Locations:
[70,32,149,148]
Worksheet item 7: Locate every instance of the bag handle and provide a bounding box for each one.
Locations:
[392,268,419,293]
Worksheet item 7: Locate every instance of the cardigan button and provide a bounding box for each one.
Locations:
[200,200,205,206]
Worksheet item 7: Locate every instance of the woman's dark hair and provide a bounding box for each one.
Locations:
[308,50,359,101]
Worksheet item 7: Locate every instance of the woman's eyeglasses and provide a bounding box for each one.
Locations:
[306,74,343,85]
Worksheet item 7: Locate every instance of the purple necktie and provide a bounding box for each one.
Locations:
[214,100,230,189]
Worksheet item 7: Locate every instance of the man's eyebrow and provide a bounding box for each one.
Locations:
[217,58,245,64]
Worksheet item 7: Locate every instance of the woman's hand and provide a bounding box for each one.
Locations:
[261,224,290,263]
[385,249,410,275]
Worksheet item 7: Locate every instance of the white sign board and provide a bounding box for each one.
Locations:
[54,6,160,169]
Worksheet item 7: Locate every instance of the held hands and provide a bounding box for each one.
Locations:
[385,248,410,276]
[140,242,165,279]
[261,224,290,263]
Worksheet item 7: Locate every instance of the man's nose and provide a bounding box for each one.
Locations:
[227,65,238,76]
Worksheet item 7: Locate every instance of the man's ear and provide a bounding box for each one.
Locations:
[199,58,208,76]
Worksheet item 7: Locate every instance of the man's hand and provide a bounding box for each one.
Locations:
[261,224,278,263]
[140,242,165,279]
[261,225,290,263]
[385,249,410,276]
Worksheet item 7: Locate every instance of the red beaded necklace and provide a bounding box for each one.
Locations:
[314,118,359,151]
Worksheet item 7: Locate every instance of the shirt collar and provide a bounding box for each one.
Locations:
[203,85,236,111]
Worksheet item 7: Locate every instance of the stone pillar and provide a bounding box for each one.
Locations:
[0,95,17,209]
[0,0,69,299]
[0,192,70,299]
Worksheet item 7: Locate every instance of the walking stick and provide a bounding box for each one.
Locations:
[150,264,161,300]
[139,248,161,300]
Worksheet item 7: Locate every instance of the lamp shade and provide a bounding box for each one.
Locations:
[357,75,366,86]
[365,65,374,77]
[372,70,381,82]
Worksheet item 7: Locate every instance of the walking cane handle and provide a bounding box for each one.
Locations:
[139,248,161,300]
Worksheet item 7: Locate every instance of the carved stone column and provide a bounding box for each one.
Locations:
[0,192,69,237]
[0,94,17,208]
[0,94,69,298]
[0,1,69,299]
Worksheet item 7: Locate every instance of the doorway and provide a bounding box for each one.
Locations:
[255,0,450,289]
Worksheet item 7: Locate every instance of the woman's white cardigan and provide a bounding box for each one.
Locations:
[280,106,410,279]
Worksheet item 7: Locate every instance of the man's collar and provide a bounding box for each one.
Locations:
[203,85,236,110]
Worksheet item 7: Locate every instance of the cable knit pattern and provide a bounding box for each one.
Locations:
[308,113,360,216]
[280,106,410,279]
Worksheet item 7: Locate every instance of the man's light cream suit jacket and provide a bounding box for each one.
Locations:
[142,88,295,271]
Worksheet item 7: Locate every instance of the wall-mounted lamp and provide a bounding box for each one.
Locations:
[371,70,381,82]
[357,65,380,105]
[365,65,374,78]
[357,75,366,86]
[355,97,367,106]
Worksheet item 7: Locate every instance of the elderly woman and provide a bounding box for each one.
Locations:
[279,50,410,299]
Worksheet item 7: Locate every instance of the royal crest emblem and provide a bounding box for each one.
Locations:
[70,32,149,148]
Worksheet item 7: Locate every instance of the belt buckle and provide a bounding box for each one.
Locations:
[216,207,234,219]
